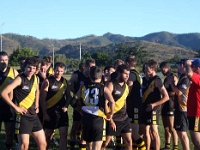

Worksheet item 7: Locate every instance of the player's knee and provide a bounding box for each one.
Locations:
[124,138,132,147]
[20,142,29,150]
[192,139,200,148]
[151,130,159,139]
[101,140,109,148]
[38,140,47,149]
[164,127,170,133]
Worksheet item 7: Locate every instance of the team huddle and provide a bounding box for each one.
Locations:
[0,51,200,150]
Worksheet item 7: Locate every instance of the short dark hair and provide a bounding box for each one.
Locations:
[116,64,130,74]
[40,59,48,66]
[24,57,39,68]
[178,59,187,65]
[43,55,52,63]
[90,66,102,81]
[114,59,124,69]
[85,58,95,67]
[160,61,170,69]
[142,62,147,73]
[146,59,158,71]
[125,55,137,67]
[78,62,85,72]
[0,51,8,57]
[104,65,114,73]
[54,62,66,70]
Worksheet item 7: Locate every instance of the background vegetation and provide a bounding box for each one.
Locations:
[2,32,199,65]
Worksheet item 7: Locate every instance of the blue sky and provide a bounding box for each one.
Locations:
[0,0,199,39]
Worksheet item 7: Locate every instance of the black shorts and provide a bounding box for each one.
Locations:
[81,112,106,142]
[161,100,174,116]
[73,109,82,122]
[127,106,142,124]
[43,109,69,129]
[106,117,132,136]
[140,110,160,125]
[188,116,200,132]
[0,102,15,122]
[37,106,43,124]
[174,111,188,131]
[15,114,43,134]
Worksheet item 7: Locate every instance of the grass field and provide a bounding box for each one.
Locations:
[0,107,193,149]
[0,74,194,149]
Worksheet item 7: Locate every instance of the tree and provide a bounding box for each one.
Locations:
[114,43,150,66]
[82,51,91,62]
[54,54,68,64]
[9,47,38,66]
[67,59,80,72]
[91,52,113,67]
[195,49,200,58]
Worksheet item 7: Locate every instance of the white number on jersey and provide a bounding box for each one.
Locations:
[84,88,99,106]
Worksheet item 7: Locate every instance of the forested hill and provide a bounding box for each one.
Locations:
[2,32,200,60]
[139,31,200,50]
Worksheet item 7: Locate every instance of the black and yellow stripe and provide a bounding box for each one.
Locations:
[46,79,67,109]
[0,67,15,93]
[19,75,38,109]
[48,67,54,75]
[194,117,200,132]
[114,84,129,113]
[142,77,158,103]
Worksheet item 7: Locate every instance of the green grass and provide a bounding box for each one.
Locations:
[0,106,74,150]
[0,107,193,149]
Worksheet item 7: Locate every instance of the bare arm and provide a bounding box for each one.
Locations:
[186,60,193,78]
[105,81,116,130]
[8,69,19,101]
[154,78,169,106]
[168,76,182,96]
[168,75,178,97]
[62,81,73,112]
[69,83,83,108]
[68,73,78,94]
[127,73,136,92]
[40,78,49,119]
[146,78,169,111]
[65,81,73,107]
[1,76,27,114]
[14,69,19,77]
[104,86,115,118]
[35,77,40,113]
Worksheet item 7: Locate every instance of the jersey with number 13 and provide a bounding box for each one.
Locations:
[81,82,106,117]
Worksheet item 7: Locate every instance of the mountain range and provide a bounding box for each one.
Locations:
[2,31,200,61]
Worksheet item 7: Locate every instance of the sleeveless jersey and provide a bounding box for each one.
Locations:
[163,73,174,93]
[142,75,161,110]
[0,67,15,97]
[163,73,175,109]
[47,67,54,75]
[73,70,91,93]
[36,73,45,89]
[127,69,142,107]
[174,73,190,112]
[142,76,149,95]
[14,73,38,115]
[81,82,106,118]
[112,80,129,121]
[45,76,68,110]
[0,67,16,120]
